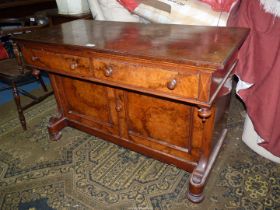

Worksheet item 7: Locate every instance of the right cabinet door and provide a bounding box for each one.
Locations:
[120,90,203,162]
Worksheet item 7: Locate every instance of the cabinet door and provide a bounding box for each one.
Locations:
[120,91,199,161]
[54,75,119,135]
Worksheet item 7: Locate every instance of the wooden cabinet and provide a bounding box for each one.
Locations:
[15,20,249,203]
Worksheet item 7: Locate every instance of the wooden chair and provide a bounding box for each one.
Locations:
[0,16,53,130]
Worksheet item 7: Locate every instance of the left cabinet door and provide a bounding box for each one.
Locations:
[52,75,120,135]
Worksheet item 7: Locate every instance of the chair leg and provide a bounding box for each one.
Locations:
[33,70,48,92]
[12,82,27,130]
[38,74,48,92]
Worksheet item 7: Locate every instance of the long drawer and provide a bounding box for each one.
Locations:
[22,47,201,100]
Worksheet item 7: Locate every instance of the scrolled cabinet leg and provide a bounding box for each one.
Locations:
[48,113,67,141]
[187,125,228,203]
[187,187,204,203]
[187,106,212,203]
[187,156,207,203]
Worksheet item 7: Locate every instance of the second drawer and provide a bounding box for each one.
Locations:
[92,57,200,100]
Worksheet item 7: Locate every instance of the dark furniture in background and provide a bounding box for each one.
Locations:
[0,16,53,130]
[36,8,93,26]
[0,0,57,18]
[14,20,249,202]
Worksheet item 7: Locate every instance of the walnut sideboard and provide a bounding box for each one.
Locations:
[14,20,249,203]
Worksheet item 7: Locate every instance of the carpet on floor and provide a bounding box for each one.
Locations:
[0,94,279,210]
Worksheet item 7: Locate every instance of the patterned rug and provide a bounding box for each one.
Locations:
[0,93,279,210]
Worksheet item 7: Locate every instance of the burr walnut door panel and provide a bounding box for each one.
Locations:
[121,91,200,162]
[54,75,119,135]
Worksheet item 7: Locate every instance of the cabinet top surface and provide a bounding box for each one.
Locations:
[15,19,249,68]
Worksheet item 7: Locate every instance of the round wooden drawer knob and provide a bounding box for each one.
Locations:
[70,63,78,70]
[104,67,113,77]
[31,56,38,61]
[167,79,177,90]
